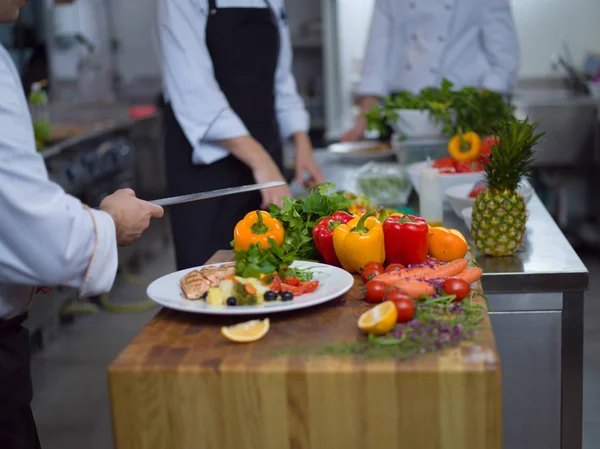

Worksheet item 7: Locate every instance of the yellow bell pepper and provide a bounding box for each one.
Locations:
[448,132,482,162]
[233,210,284,252]
[333,210,385,273]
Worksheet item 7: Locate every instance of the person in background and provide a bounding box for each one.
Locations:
[341,0,519,142]
[157,0,325,269]
[0,2,164,448]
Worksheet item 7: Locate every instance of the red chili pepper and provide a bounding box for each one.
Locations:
[382,214,429,266]
[312,211,354,266]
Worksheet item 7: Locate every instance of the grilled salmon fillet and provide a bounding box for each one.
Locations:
[180,263,236,300]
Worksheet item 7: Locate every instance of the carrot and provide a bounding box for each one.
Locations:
[374,258,468,285]
[244,283,257,295]
[388,266,484,300]
[453,267,483,285]
[389,281,436,300]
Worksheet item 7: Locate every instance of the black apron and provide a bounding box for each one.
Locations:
[0,314,41,449]
[164,0,283,269]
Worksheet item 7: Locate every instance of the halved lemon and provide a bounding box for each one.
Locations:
[358,301,398,335]
[221,318,270,343]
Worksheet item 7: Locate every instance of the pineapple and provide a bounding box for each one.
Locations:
[471,117,544,256]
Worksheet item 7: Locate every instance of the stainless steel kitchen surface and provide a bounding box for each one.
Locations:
[512,88,599,166]
[310,150,589,449]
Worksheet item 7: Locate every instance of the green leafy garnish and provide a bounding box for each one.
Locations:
[234,238,315,281]
[366,78,514,138]
[269,182,351,261]
[273,292,487,361]
[234,238,294,279]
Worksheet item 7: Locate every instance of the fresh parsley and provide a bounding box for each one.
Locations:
[269,182,351,261]
[366,78,514,138]
[234,238,294,279]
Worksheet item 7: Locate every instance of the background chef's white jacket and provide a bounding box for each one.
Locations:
[157,0,310,165]
[0,45,118,320]
[357,0,519,97]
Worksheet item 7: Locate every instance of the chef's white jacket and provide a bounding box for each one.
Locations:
[0,44,118,320]
[357,0,519,97]
[157,0,309,165]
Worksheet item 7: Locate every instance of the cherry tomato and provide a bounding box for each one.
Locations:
[364,280,387,303]
[443,278,470,301]
[469,180,488,198]
[361,265,384,284]
[384,289,415,322]
[432,157,455,169]
[385,263,405,273]
[454,161,484,173]
[362,261,385,272]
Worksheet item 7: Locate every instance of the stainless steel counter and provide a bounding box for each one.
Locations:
[310,149,589,449]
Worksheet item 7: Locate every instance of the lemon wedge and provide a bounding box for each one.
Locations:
[221,318,270,343]
[358,301,398,335]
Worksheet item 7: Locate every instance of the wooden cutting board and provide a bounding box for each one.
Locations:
[108,251,501,449]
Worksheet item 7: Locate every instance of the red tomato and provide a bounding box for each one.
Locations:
[443,278,471,301]
[481,136,499,156]
[469,180,488,198]
[362,261,385,272]
[432,157,455,169]
[454,161,484,173]
[365,280,387,303]
[283,276,301,286]
[385,263,405,273]
[384,289,415,322]
[362,265,384,284]
[438,167,456,174]
[299,280,319,294]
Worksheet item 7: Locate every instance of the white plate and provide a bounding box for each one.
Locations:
[327,141,394,160]
[146,261,355,316]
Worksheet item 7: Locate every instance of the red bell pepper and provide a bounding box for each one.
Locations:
[312,211,354,266]
[382,214,429,266]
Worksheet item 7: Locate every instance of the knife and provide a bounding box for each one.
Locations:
[149,181,286,207]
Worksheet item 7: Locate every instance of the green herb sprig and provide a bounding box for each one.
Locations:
[366,79,514,139]
[273,291,487,361]
[269,182,351,261]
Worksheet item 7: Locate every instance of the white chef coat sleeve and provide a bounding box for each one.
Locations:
[157,0,249,164]
[0,53,118,297]
[273,3,310,139]
[356,0,394,98]
[480,0,520,93]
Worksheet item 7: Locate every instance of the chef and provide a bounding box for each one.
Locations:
[0,2,164,448]
[157,0,324,269]
[341,0,520,141]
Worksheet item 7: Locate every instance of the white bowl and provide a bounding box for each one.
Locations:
[445,181,535,219]
[407,161,485,198]
[461,207,473,230]
[393,110,443,138]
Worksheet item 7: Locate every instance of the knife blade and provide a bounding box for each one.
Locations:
[149,181,286,207]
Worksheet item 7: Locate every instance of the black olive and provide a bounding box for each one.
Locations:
[226,297,237,306]
[281,291,294,301]
[264,290,277,302]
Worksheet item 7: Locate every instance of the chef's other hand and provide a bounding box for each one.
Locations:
[220,136,292,209]
[293,132,325,187]
[340,116,367,142]
[100,189,165,246]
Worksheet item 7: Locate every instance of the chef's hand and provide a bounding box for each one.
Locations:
[293,132,325,187]
[340,116,367,142]
[100,189,165,246]
[220,136,292,209]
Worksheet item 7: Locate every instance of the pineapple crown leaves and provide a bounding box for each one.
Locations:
[483,116,545,192]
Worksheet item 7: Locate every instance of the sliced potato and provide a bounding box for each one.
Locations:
[206,287,224,306]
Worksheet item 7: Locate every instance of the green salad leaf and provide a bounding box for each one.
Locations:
[269,182,351,261]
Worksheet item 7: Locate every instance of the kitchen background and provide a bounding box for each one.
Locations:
[1,1,600,448]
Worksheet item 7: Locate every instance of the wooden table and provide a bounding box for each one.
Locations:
[109,251,502,449]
